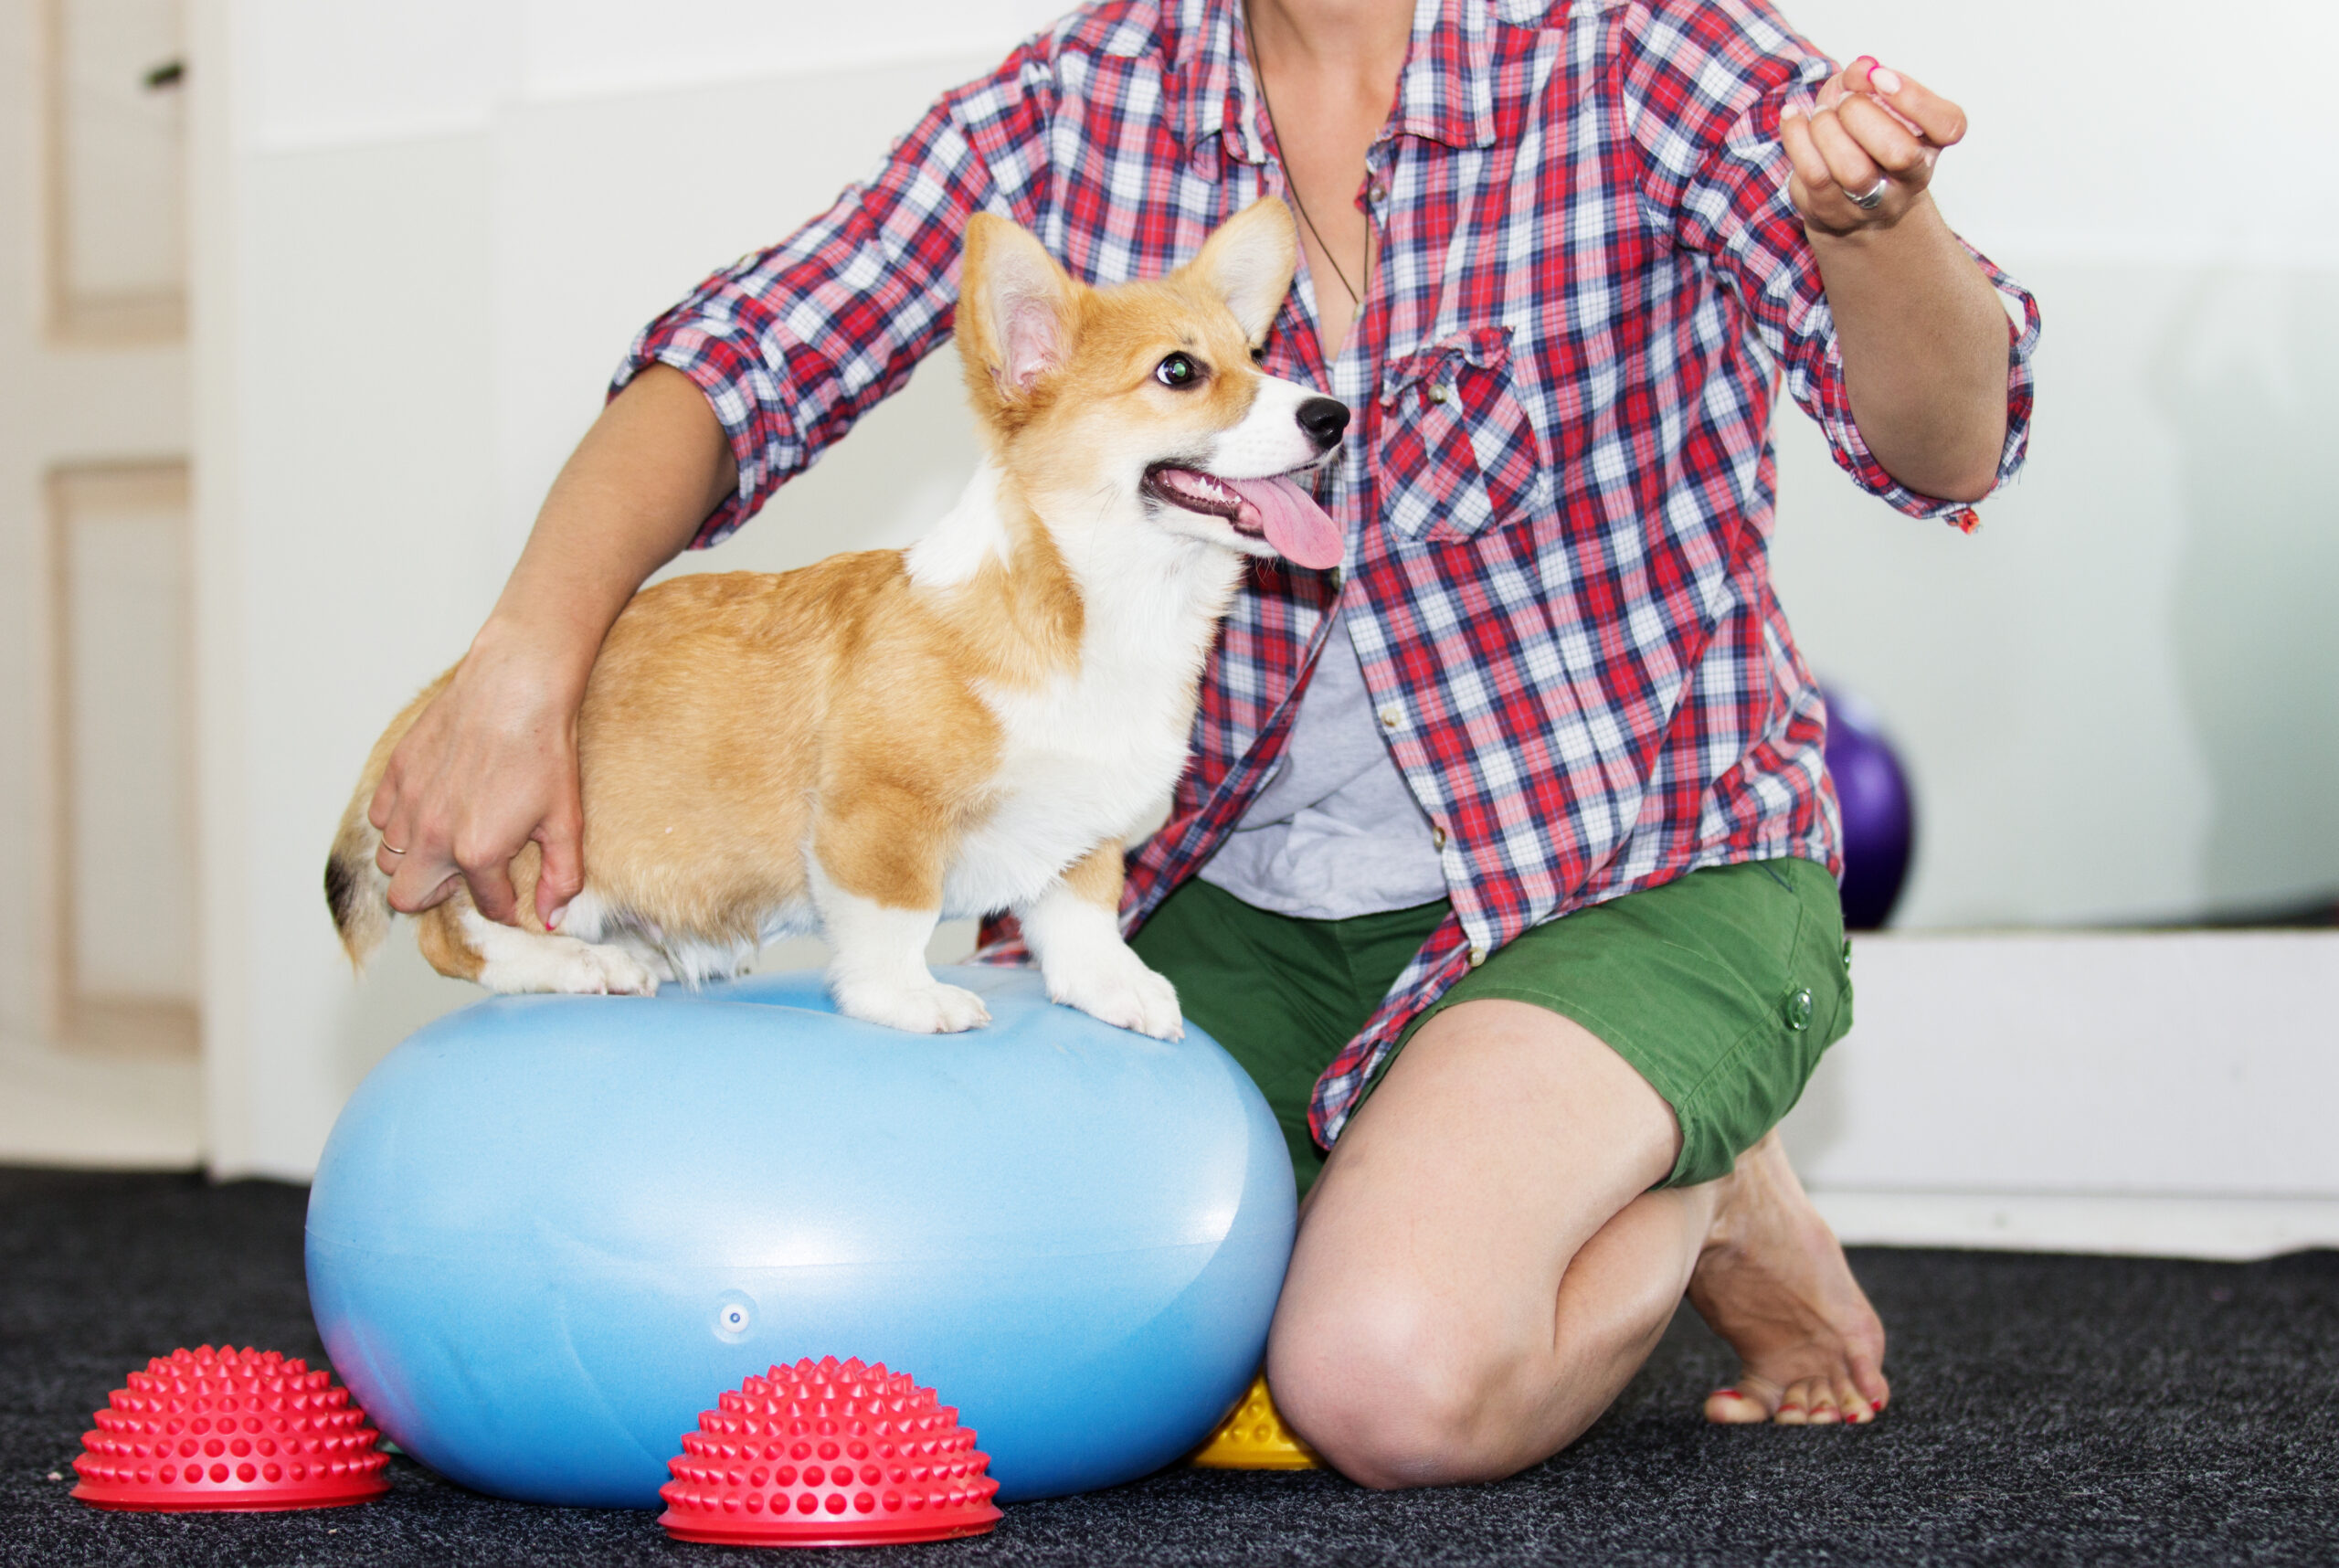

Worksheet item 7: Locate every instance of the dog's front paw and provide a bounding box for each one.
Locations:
[1049,955,1184,1041]
[834,979,993,1034]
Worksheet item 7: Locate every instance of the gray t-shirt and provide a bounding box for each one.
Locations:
[1197,609,1450,919]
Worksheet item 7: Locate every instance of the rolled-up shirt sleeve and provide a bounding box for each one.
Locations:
[1621,0,2039,526]
[610,38,1058,546]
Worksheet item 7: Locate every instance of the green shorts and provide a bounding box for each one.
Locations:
[1129,857,1854,1194]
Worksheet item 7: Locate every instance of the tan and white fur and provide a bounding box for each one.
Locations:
[326,200,1346,1039]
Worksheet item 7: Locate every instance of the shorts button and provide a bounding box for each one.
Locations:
[1784,988,1814,1031]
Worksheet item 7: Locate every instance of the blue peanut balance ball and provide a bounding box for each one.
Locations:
[306,965,1297,1507]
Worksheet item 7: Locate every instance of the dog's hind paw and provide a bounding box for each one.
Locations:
[548,943,661,997]
[465,912,661,997]
[834,979,993,1034]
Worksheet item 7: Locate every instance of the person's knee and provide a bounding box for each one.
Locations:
[1268,1287,1536,1489]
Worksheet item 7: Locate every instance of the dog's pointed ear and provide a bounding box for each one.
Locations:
[959,214,1076,400]
[1190,199,1298,343]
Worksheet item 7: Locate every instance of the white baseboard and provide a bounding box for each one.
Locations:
[1773,930,2339,1261]
[1811,1188,2339,1261]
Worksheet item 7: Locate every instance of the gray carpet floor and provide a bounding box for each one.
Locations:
[4,1166,2335,1566]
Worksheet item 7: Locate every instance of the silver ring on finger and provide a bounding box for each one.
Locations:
[1845,175,1889,211]
[381,841,408,856]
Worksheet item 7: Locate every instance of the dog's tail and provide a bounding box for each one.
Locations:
[325,671,453,971]
[325,798,392,970]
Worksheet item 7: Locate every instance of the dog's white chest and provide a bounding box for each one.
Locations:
[942,624,1209,918]
[905,462,1249,921]
[941,670,1192,916]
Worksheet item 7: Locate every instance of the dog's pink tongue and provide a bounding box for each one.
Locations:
[1229,476,1344,570]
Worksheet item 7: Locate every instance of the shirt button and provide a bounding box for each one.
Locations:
[1784,988,1814,1032]
[1467,945,1487,968]
[1426,384,1449,404]
[1369,182,1388,202]
[1431,824,1447,849]
[1378,704,1402,729]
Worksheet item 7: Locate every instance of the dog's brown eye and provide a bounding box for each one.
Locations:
[1249,344,1266,364]
[1154,353,1202,388]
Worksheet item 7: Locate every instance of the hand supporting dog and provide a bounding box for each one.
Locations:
[328,201,1349,1038]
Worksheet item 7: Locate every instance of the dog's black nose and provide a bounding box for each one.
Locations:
[1296,397,1349,450]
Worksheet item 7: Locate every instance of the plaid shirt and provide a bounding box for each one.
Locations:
[616,0,2040,1149]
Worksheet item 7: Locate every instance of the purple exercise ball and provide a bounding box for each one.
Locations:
[1820,686,1915,931]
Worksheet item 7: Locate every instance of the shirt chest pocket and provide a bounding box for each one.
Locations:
[1372,325,1556,545]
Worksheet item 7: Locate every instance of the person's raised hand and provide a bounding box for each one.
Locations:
[366,627,587,930]
[1781,57,1970,238]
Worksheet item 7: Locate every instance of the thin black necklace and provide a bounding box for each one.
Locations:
[1243,7,1370,318]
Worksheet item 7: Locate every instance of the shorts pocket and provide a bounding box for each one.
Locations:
[1373,325,1556,544]
[1667,863,1843,1187]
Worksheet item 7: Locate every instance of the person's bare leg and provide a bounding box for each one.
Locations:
[1266,1000,1892,1488]
[1690,1129,1890,1426]
[1266,999,1709,1486]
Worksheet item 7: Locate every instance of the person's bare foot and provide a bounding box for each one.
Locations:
[1688,1130,1889,1426]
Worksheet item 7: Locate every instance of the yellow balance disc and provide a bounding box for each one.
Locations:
[1190,1372,1322,1469]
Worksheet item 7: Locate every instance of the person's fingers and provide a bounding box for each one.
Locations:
[385,836,463,915]
[1805,107,1884,203]
[373,811,408,879]
[1867,64,1968,148]
[371,744,448,902]
[1826,54,1886,109]
[1781,110,1886,234]
[373,758,448,911]
[460,848,521,927]
[1781,109,1862,230]
[1836,92,1933,182]
[1836,60,1926,141]
[367,766,407,875]
[366,768,397,837]
[1779,109,1836,196]
[535,808,586,929]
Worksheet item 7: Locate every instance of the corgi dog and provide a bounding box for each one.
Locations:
[325,199,1348,1039]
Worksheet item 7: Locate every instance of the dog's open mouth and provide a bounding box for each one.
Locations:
[1142,464,1344,569]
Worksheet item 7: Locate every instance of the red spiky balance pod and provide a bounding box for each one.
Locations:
[660,1356,1002,1547]
[72,1345,390,1511]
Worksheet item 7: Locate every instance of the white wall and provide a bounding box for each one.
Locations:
[192,0,2339,1228]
